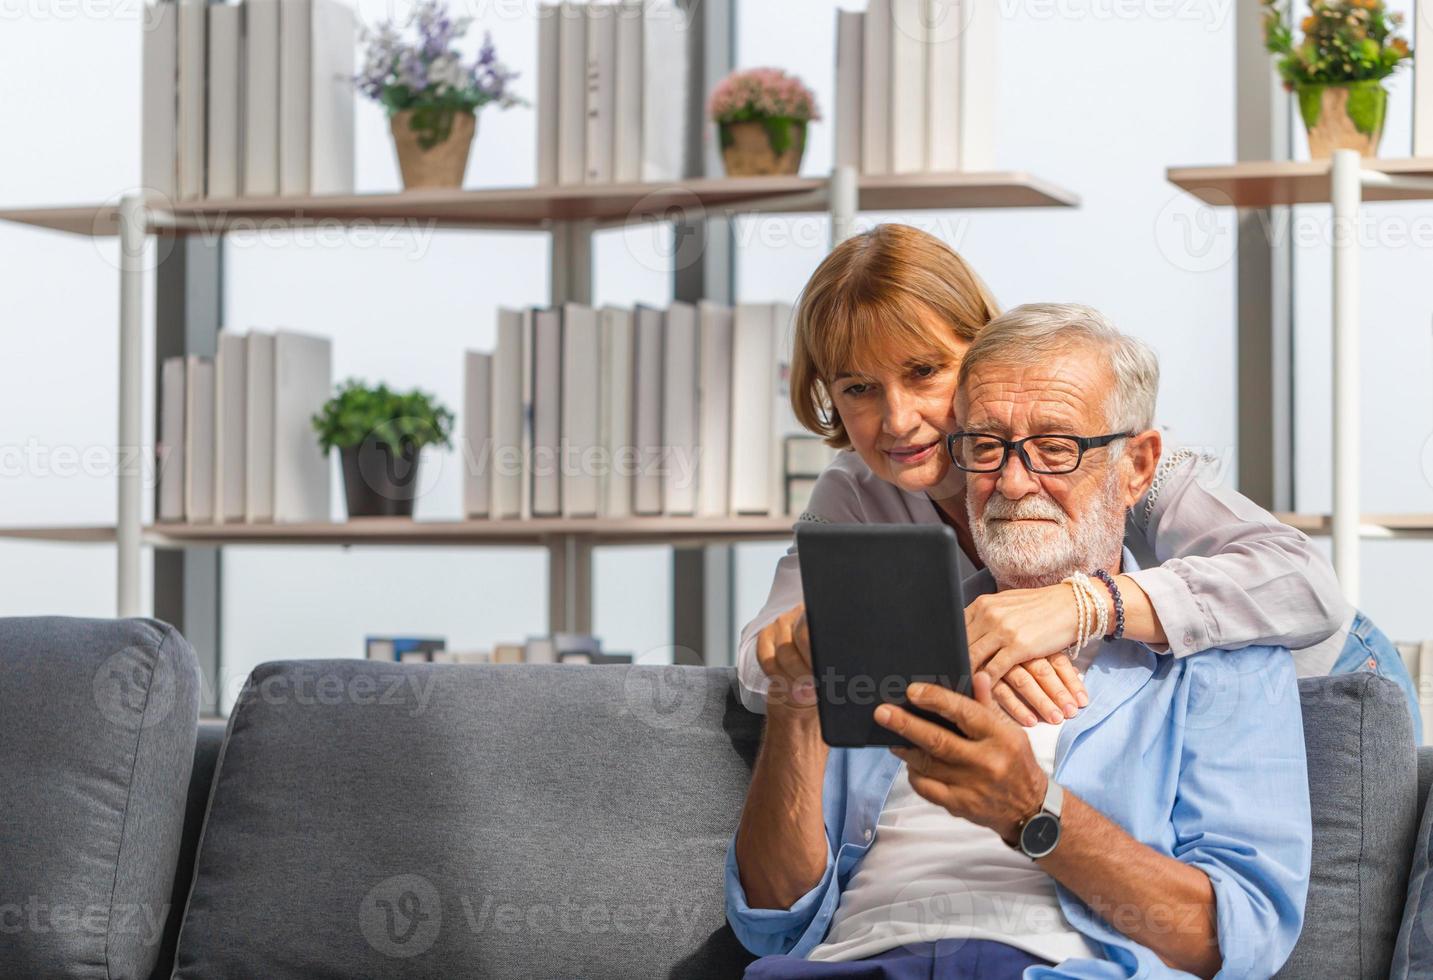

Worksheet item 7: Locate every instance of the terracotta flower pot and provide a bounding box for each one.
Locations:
[390,107,477,189]
[718,118,807,177]
[1296,81,1387,159]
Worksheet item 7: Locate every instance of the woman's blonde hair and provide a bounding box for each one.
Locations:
[789,223,1001,448]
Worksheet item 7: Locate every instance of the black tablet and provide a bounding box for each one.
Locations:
[795,523,973,748]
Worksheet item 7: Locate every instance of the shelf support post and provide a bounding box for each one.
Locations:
[1331,148,1361,604]
[830,165,858,247]
[117,194,145,618]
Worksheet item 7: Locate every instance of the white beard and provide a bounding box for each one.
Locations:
[968,467,1128,590]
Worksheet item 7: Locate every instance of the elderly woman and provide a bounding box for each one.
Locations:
[736,223,1418,731]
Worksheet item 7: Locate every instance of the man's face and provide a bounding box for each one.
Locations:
[957,353,1136,591]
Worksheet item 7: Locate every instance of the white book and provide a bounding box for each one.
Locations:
[462,351,493,518]
[632,304,665,515]
[310,0,356,194]
[159,356,187,522]
[1415,640,1433,745]
[519,308,537,520]
[662,301,698,515]
[490,309,526,519]
[536,3,561,185]
[768,302,800,516]
[925,0,961,171]
[890,0,928,174]
[597,306,634,518]
[584,2,617,184]
[562,304,601,516]
[278,0,313,195]
[531,308,564,516]
[177,0,206,199]
[243,0,281,196]
[696,300,733,518]
[1416,5,1433,156]
[206,3,243,200]
[244,331,276,522]
[141,2,179,199]
[185,356,216,523]
[640,0,688,181]
[557,2,588,185]
[959,0,997,170]
[833,8,864,173]
[728,303,775,515]
[612,0,644,182]
[272,330,332,523]
[215,329,248,523]
[861,0,891,176]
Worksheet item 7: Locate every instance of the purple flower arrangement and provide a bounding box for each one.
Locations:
[707,67,820,125]
[356,0,525,149]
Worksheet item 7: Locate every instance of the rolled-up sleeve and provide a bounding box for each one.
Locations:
[737,463,869,714]
[724,829,836,957]
[1170,646,1311,977]
[1128,451,1348,657]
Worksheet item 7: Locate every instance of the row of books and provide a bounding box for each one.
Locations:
[141,0,356,201]
[834,0,996,175]
[366,633,632,665]
[158,331,333,524]
[460,302,837,522]
[535,0,687,186]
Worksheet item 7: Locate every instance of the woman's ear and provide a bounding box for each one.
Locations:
[1123,429,1162,508]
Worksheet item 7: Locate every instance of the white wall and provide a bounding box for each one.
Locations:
[4,0,1426,712]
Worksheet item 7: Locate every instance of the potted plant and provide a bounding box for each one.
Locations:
[708,67,821,177]
[312,380,454,519]
[355,0,526,189]
[1261,0,1412,158]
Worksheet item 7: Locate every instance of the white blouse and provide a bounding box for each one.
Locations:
[736,448,1350,713]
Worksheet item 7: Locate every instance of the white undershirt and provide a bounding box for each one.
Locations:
[807,721,1098,964]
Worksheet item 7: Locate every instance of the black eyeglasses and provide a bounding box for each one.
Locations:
[945,431,1133,475]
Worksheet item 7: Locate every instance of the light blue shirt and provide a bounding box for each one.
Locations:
[725,549,1312,978]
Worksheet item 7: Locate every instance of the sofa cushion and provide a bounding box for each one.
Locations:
[172,661,762,980]
[1277,673,1418,978]
[0,616,201,980]
[1390,747,1433,976]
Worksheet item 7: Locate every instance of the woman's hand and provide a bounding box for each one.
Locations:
[965,586,1091,726]
[753,605,820,723]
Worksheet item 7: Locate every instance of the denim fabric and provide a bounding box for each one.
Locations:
[744,939,1049,979]
[1333,610,1422,737]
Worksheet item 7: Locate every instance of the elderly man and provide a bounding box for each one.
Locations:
[725,304,1311,979]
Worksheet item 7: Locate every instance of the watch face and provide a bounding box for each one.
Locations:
[1020,813,1061,858]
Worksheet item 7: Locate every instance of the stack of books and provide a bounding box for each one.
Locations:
[158,330,332,524]
[141,0,356,201]
[461,301,836,521]
[535,0,687,186]
[834,0,996,175]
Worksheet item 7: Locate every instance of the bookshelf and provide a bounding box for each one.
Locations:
[1166,152,1433,602]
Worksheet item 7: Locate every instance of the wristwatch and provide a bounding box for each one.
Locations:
[1009,778,1064,859]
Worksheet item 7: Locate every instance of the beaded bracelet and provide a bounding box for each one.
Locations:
[1091,568,1125,641]
[1062,572,1107,662]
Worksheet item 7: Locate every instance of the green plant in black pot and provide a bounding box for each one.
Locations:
[312,379,454,519]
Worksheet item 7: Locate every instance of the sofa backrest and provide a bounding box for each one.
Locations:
[0,616,201,980]
[1278,673,1419,979]
[169,660,762,979]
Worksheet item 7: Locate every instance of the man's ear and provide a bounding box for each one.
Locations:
[1122,429,1162,509]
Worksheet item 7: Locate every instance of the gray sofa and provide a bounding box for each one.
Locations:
[3,615,1433,979]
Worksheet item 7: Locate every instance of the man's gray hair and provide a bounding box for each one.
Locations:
[958,303,1160,433]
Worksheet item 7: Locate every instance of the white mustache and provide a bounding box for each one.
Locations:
[982,494,1067,525]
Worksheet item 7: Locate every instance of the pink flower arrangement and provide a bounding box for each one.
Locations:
[708,67,821,124]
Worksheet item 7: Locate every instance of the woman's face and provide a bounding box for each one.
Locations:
[828,314,971,497]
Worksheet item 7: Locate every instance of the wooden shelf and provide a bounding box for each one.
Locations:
[0,172,1079,238]
[8,513,1433,547]
[0,516,798,548]
[1168,157,1433,208]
